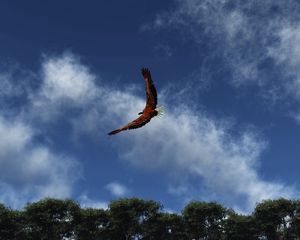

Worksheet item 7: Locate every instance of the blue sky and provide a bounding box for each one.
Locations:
[1,0,300,213]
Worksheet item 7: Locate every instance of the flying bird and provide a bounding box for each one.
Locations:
[108,68,163,135]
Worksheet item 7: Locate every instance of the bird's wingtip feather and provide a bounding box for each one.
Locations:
[141,68,150,77]
[108,129,122,135]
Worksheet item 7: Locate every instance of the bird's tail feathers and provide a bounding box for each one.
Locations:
[155,106,164,118]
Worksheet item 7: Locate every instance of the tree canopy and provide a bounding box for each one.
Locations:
[1,197,300,239]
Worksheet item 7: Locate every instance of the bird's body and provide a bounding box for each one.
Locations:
[108,68,162,135]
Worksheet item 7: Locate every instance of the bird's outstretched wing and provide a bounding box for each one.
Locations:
[108,68,157,135]
[108,114,152,135]
[141,68,157,110]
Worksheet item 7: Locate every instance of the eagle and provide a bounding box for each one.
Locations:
[108,68,163,135]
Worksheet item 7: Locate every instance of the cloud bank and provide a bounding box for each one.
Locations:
[0,109,80,209]
[52,55,295,211]
[0,52,297,211]
[114,103,295,211]
[0,54,89,208]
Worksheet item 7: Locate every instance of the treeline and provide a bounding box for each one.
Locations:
[1,198,300,240]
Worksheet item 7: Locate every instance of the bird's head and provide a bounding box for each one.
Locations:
[154,106,164,118]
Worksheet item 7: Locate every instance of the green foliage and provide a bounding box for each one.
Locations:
[23,198,80,240]
[288,200,300,238]
[108,198,161,240]
[1,197,300,239]
[142,212,188,239]
[183,201,227,240]
[75,208,109,240]
[254,198,294,239]
[224,213,259,240]
[0,204,24,240]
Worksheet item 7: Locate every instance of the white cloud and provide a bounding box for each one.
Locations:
[0,116,80,208]
[43,52,295,211]
[116,104,295,211]
[30,53,99,122]
[0,53,94,208]
[147,0,300,104]
[0,52,296,212]
[78,80,294,211]
[79,194,108,209]
[268,25,300,100]
[40,53,97,102]
[105,182,129,197]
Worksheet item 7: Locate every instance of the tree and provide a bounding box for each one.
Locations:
[289,200,300,238]
[142,212,188,240]
[2,197,300,239]
[23,198,80,240]
[75,208,109,240]
[0,204,25,240]
[254,198,294,240]
[183,201,227,240]
[108,198,161,240]
[224,212,259,240]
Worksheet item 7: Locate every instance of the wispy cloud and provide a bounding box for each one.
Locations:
[145,0,300,107]
[268,24,300,100]
[105,182,129,197]
[0,64,36,99]
[114,103,295,211]
[79,194,108,209]
[153,43,173,59]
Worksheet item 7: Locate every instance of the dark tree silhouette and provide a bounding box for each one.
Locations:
[1,197,300,239]
[0,204,25,240]
[75,208,109,240]
[288,200,300,238]
[23,198,80,239]
[254,198,294,240]
[108,198,161,240]
[183,201,227,240]
[224,212,259,240]
[142,212,188,239]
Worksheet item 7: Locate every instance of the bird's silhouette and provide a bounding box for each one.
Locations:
[108,68,163,135]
